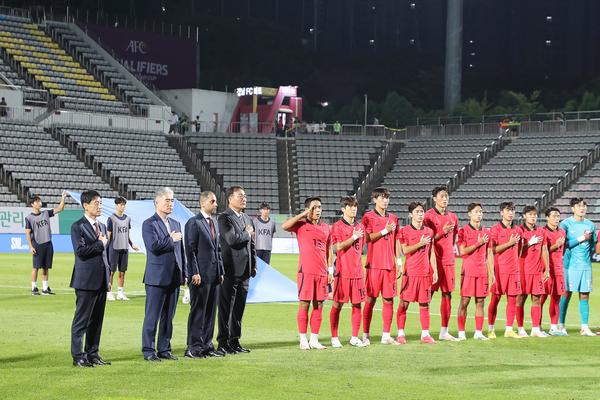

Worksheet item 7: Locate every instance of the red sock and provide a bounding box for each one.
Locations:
[531,305,541,328]
[382,301,393,333]
[440,296,451,328]
[475,315,484,331]
[329,306,341,337]
[419,306,430,331]
[310,306,323,334]
[457,315,467,331]
[550,295,560,325]
[396,303,408,330]
[506,295,517,327]
[516,304,524,328]
[363,301,375,334]
[351,305,361,337]
[488,293,500,326]
[297,307,309,334]
[540,294,548,326]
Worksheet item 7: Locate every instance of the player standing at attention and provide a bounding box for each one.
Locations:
[329,196,367,348]
[282,197,333,350]
[423,185,459,341]
[541,207,567,336]
[106,196,140,301]
[515,206,550,338]
[361,187,401,346]
[456,203,494,341]
[487,202,522,339]
[26,191,69,295]
[558,198,599,337]
[396,201,437,344]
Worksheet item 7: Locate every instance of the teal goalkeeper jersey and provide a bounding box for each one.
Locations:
[559,217,597,271]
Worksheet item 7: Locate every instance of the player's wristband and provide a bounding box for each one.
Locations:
[380,228,389,236]
[352,234,359,241]
[328,267,334,275]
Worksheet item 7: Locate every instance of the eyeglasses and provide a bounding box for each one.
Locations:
[235,193,247,199]
[209,199,217,204]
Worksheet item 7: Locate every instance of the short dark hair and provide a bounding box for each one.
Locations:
[371,187,390,199]
[570,197,587,207]
[499,201,515,211]
[114,196,127,205]
[340,196,358,208]
[304,196,321,208]
[227,186,245,200]
[81,190,101,206]
[408,201,425,213]
[545,207,560,217]
[467,202,482,213]
[259,202,270,210]
[522,205,538,215]
[432,185,449,198]
[29,195,41,205]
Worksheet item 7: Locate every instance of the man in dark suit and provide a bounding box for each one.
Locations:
[141,187,186,362]
[217,186,257,354]
[70,190,111,367]
[184,191,225,358]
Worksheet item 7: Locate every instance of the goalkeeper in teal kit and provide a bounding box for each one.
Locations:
[558,198,599,336]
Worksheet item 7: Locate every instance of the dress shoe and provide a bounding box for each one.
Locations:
[205,350,225,358]
[184,349,205,359]
[217,345,237,355]
[88,356,111,366]
[213,348,227,357]
[144,354,161,362]
[157,352,179,360]
[73,358,94,367]
[232,344,250,353]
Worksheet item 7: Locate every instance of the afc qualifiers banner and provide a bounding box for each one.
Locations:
[84,24,197,89]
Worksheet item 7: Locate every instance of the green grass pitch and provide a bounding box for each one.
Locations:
[1,253,600,399]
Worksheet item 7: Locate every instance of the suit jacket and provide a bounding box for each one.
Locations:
[142,213,186,286]
[70,217,110,291]
[184,213,224,284]
[218,208,256,278]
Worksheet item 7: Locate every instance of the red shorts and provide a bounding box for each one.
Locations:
[491,273,522,296]
[365,268,397,299]
[460,274,489,298]
[333,276,366,304]
[400,275,432,303]
[520,272,545,295]
[432,263,456,293]
[545,272,566,296]
[297,273,328,302]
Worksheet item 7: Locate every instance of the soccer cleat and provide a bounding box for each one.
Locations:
[580,327,596,337]
[116,293,130,301]
[530,330,549,338]
[473,333,489,341]
[548,328,567,337]
[457,333,467,341]
[557,327,568,336]
[299,341,311,350]
[420,335,436,344]
[182,288,190,305]
[41,287,56,295]
[395,336,407,345]
[349,337,367,347]
[517,330,529,338]
[107,292,116,301]
[439,332,459,341]
[308,340,327,350]
[32,287,40,296]
[361,334,371,346]
[487,331,496,339]
[331,337,343,348]
[504,330,522,339]
[380,336,397,345]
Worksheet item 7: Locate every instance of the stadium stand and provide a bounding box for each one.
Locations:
[53,126,201,211]
[0,183,25,206]
[551,161,600,227]
[185,134,280,214]
[0,121,119,206]
[294,135,388,219]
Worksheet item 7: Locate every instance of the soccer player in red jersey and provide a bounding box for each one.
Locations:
[282,197,333,350]
[423,185,459,341]
[396,202,438,344]
[361,187,401,346]
[540,207,567,336]
[329,196,367,348]
[487,202,522,339]
[515,205,550,338]
[456,203,494,341]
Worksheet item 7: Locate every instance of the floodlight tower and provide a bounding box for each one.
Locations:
[444,0,463,111]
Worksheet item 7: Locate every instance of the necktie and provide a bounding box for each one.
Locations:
[94,222,100,236]
[207,218,216,240]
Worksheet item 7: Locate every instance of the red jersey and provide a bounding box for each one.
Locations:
[399,224,434,276]
[362,210,399,270]
[544,226,565,274]
[331,219,365,279]
[519,225,547,274]
[489,222,520,275]
[423,208,459,266]
[457,224,490,277]
[290,219,331,276]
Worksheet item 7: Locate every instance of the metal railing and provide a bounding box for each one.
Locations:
[0,105,47,122]
[44,108,167,131]
[0,6,31,21]
[355,139,395,203]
